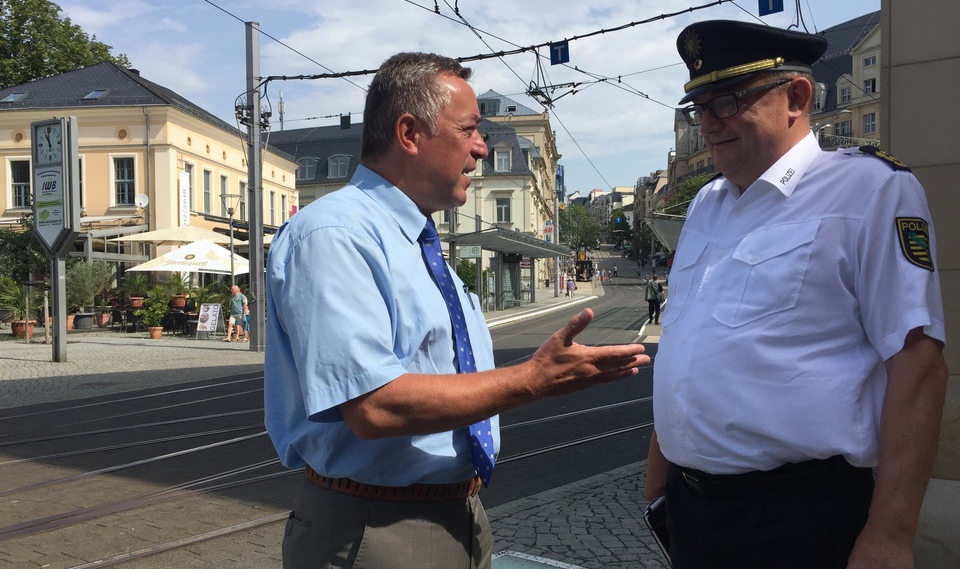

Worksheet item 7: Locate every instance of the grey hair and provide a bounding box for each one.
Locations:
[361,52,472,162]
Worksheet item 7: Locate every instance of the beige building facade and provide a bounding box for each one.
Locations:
[0,63,297,269]
[882,1,960,566]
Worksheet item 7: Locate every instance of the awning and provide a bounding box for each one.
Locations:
[644,216,685,253]
[444,228,571,258]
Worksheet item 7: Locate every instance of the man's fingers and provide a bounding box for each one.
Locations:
[560,308,594,346]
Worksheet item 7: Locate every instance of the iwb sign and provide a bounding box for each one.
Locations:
[458,245,482,258]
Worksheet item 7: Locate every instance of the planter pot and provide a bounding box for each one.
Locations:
[11,320,35,338]
[66,313,75,330]
[129,297,144,308]
[147,326,163,339]
[169,295,187,310]
[73,313,94,329]
[94,313,111,328]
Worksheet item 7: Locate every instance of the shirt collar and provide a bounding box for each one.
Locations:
[350,164,429,245]
[754,131,821,197]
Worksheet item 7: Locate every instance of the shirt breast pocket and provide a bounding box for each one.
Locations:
[712,220,820,328]
[660,237,708,328]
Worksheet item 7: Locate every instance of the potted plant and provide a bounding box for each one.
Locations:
[135,285,169,339]
[94,295,113,328]
[0,277,43,338]
[121,273,151,308]
[66,260,114,329]
[165,272,192,310]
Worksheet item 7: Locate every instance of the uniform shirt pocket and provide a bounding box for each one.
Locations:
[660,237,708,327]
[712,219,820,327]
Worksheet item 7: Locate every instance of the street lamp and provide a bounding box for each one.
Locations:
[220,192,243,287]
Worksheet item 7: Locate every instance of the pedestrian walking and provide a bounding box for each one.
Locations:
[223,285,247,342]
[644,274,662,325]
[645,20,947,569]
[565,275,576,297]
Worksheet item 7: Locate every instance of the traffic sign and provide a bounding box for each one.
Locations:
[759,0,784,16]
[550,41,570,65]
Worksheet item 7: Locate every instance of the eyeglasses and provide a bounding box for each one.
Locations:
[681,79,792,126]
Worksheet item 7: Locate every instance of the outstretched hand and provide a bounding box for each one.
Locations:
[527,308,650,398]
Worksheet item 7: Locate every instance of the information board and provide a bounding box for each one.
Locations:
[197,303,221,332]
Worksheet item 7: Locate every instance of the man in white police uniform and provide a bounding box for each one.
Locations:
[644,20,948,569]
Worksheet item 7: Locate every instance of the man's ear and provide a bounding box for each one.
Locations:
[787,77,813,117]
[396,114,420,157]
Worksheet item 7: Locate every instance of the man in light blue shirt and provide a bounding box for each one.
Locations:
[265,52,649,569]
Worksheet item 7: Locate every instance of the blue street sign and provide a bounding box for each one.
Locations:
[759,0,784,16]
[550,41,570,65]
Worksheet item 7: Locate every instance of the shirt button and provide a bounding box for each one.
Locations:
[750,254,759,263]
[681,337,688,344]
[696,293,704,300]
[678,432,686,440]
[673,384,681,393]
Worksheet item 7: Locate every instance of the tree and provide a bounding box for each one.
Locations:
[659,173,713,217]
[0,215,48,281]
[0,0,131,89]
[558,204,602,250]
[608,208,633,244]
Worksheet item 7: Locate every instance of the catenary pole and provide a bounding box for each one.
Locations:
[246,22,265,353]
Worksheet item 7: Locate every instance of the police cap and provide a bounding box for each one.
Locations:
[677,20,828,104]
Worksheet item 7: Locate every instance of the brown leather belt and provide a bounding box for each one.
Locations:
[304,465,482,502]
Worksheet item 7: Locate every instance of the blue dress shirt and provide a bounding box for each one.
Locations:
[264,165,498,486]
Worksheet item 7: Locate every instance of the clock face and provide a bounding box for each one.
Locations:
[35,123,63,165]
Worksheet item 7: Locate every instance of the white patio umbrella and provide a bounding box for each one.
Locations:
[127,239,250,275]
[112,225,246,246]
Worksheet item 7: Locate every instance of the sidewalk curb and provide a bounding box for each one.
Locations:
[486,295,597,329]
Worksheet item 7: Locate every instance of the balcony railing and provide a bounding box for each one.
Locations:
[819,134,880,150]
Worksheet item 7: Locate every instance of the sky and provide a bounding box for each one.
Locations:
[60,0,880,194]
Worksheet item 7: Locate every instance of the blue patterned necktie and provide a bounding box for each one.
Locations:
[419,218,495,486]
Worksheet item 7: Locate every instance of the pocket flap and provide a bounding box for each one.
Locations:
[733,220,820,266]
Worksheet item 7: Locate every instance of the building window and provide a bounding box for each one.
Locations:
[183,163,194,210]
[836,120,852,137]
[281,194,287,223]
[495,149,511,172]
[270,190,276,226]
[496,197,511,223]
[1,92,26,103]
[202,170,212,214]
[328,155,350,179]
[220,174,229,216]
[840,87,852,103]
[863,55,876,67]
[239,181,247,221]
[863,78,876,95]
[10,160,30,208]
[813,82,827,111]
[296,157,317,181]
[82,89,108,100]
[114,157,135,205]
[863,113,877,134]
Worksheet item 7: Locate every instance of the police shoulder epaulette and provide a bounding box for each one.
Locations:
[859,145,912,172]
[704,171,724,185]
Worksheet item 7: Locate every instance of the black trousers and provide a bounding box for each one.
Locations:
[665,458,874,569]
[647,300,660,324]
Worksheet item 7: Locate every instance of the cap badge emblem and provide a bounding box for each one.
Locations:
[683,30,702,62]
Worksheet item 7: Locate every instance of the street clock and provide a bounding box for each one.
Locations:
[31,117,79,256]
[34,121,64,165]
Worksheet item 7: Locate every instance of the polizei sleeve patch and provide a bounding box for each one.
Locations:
[896,217,934,271]
[860,145,912,171]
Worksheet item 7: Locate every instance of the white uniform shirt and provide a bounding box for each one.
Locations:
[654,133,945,475]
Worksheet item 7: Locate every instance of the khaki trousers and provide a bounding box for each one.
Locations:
[282,477,492,569]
